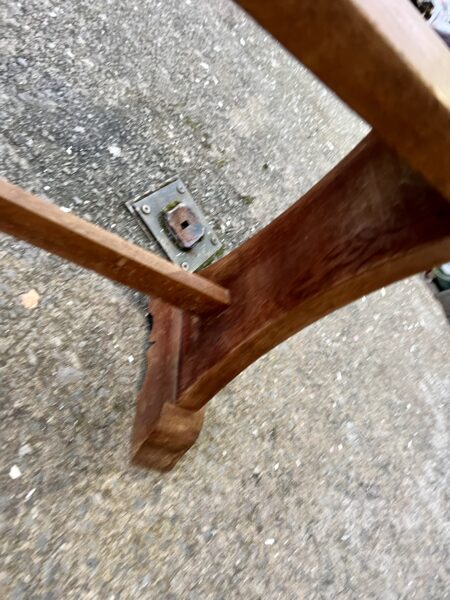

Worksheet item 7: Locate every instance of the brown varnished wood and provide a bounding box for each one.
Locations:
[4,1,450,472]
[233,0,450,202]
[177,134,450,411]
[133,134,450,470]
[0,179,230,316]
[131,300,204,471]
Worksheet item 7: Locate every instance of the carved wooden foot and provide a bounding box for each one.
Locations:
[132,134,450,471]
[131,301,205,471]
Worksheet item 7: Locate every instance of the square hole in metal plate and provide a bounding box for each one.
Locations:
[164,203,205,250]
[125,178,222,272]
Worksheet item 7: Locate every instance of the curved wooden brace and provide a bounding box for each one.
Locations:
[132,134,450,471]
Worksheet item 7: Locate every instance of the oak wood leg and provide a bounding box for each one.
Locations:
[132,134,450,471]
[131,300,205,471]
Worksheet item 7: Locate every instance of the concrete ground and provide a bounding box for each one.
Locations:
[1,0,449,598]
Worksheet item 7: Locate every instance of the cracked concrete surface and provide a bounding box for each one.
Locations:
[1,0,449,598]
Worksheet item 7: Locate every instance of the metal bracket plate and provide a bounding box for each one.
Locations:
[126,178,222,272]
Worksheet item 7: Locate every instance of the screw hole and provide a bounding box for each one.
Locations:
[181,220,189,229]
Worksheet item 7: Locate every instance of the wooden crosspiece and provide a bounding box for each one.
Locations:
[0,179,230,316]
[1,0,450,471]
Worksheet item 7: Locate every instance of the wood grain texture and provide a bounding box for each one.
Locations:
[234,0,450,202]
[131,299,204,471]
[0,179,230,315]
[132,134,450,470]
[176,134,450,411]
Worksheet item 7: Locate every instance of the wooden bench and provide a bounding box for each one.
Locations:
[2,0,450,471]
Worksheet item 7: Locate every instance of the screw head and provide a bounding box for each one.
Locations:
[141,204,151,214]
[210,235,218,245]
[181,261,189,271]
[177,183,186,194]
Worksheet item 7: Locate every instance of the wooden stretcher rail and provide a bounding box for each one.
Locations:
[0,179,230,316]
[234,0,450,202]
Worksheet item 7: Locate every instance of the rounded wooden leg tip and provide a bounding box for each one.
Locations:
[131,403,205,472]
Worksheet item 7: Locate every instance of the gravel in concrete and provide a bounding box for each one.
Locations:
[1,1,449,598]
